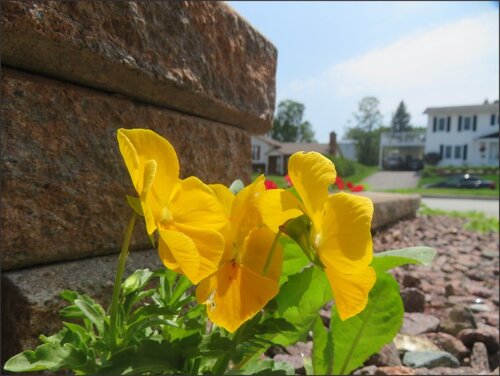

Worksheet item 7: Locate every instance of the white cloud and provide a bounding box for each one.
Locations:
[282,12,499,134]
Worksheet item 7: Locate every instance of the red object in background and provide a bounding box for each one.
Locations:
[350,184,364,192]
[264,180,278,190]
[335,176,345,190]
[346,181,354,190]
[284,174,293,187]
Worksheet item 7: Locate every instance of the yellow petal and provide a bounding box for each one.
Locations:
[209,184,235,217]
[230,175,266,247]
[157,238,182,274]
[158,226,224,285]
[241,227,283,283]
[288,152,336,232]
[320,192,374,272]
[325,264,376,320]
[117,128,180,234]
[196,262,279,333]
[256,189,303,233]
[169,177,228,231]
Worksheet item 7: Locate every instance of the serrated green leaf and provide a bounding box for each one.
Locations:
[122,269,153,296]
[372,246,436,272]
[273,266,331,346]
[312,317,332,375]
[74,299,105,335]
[332,272,403,375]
[60,290,79,303]
[4,342,87,372]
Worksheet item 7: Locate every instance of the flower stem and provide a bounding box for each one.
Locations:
[109,212,137,347]
[263,230,282,276]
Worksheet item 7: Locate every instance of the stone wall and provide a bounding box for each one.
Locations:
[1,1,277,365]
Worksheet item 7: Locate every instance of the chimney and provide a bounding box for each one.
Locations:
[329,131,337,155]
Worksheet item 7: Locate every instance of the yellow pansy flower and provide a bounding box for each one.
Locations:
[196,176,283,333]
[259,152,376,320]
[117,128,227,284]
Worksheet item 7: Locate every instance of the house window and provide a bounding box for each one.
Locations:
[251,145,260,161]
[454,145,461,159]
[463,117,471,130]
[445,145,452,159]
[438,118,446,131]
[491,114,496,125]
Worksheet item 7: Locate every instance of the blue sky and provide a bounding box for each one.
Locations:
[228,1,499,142]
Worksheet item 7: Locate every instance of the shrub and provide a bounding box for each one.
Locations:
[325,155,356,177]
[423,152,441,166]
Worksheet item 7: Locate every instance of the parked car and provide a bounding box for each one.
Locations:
[382,155,404,170]
[407,158,424,171]
[424,174,496,189]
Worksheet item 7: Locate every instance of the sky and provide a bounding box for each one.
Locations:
[228,1,500,143]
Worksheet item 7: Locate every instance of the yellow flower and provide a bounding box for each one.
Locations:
[259,152,376,320]
[196,176,283,333]
[117,128,228,284]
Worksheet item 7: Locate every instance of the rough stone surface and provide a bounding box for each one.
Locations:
[471,342,491,372]
[366,342,403,367]
[458,326,500,353]
[402,351,460,369]
[425,332,469,360]
[1,69,251,270]
[394,334,440,352]
[401,288,426,313]
[1,1,277,133]
[401,313,440,336]
[1,249,163,364]
[356,192,420,230]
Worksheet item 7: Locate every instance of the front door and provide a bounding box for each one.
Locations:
[268,156,278,175]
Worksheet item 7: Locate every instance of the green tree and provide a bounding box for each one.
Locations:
[390,101,412,132]
[271,100,316,142]
[345,97,384,166]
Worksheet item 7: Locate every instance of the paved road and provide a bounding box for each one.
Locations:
[421,197,499,218]
[363,171,420,190]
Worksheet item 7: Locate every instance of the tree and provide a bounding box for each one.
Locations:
[271,100,316,142]
[390,101,412,132]
[345,97,384,166]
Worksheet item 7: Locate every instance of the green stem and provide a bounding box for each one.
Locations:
[109,212,137,347]
[262,230,282,276]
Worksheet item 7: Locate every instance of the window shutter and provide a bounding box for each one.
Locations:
[458,116,462,131]
[433,117,437,132]
[439,144,444,159]
[473,115,477,131]
[446,116,451,132]
[463,144,468,161]
[491,114,495,125]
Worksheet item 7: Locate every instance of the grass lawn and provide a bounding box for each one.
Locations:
[385,174,499,198]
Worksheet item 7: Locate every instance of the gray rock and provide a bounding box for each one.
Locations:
[401,313,440,335]
[402,351,460,368]
[426,332,469,360]
[471,342,491,371]
[394,334,440,352]
[439,305,476,336]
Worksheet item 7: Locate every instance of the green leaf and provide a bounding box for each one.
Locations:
[122,269,153,296]
[74,299,105,335]
[332,272,404,375]
[372,246,436,272]
[231,356,293,375]
[273,266,331,346]
[312,317,333,375]
[126,195,143,216]
[229,179,245,194]
[280,237,310,285]
[4,342,87,372]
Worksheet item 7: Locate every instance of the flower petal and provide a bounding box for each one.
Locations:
[169,177,228,231]
[158,226,224,284]
[256,189,302,234]
[288,152,336,232]
[209,183,234,217]
[196,262,279,333]
[320,192,374,272]
[325,264,376,320]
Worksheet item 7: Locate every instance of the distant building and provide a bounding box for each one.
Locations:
[379,130,426,169]
[251,132,357,175]
[424,100,499,166]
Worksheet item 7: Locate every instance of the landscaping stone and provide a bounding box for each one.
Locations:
[458,326,500,353]
[471,342,491,372]
[402,351,460,368]
[1,69,251,271]
[394,334,440,352]
[401,313,440,335]
[401,288,426,312]
[365,342,403,367]
[439,305,477,336]
[1,1,277,133]
[425,332,469,360]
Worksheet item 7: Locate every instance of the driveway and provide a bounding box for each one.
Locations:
[363,171,420,190]
[421,197,499,219]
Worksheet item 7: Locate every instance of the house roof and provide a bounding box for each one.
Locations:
[423,101,499,115]
[279,142,330,155]
[254,135,283,147]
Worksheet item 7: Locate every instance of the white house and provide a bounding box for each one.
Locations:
[379,130,426,168]
[251,132,356,175]
[424,100,499,167]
